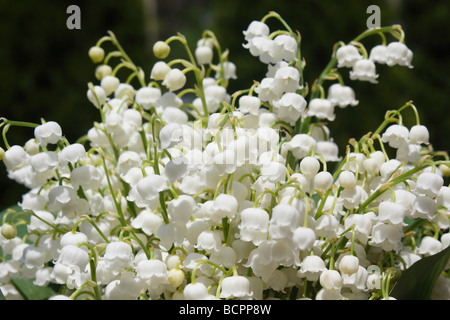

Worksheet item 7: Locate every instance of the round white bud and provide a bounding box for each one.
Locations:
[1,223,17,239]
[153,41,171,59]
[339,255,360,275]
[88,46,105,63]
[338,170,357,190]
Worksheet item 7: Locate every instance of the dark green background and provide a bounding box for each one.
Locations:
[0,0,449,210]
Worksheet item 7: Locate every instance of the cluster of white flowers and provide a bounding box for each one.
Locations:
[0,12,449,300]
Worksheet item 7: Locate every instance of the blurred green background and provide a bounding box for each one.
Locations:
[0,0,449,210]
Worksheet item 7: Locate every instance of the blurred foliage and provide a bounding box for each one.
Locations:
[0,0,449,209]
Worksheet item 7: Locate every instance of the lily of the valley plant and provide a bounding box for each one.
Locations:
[1,12,449,300]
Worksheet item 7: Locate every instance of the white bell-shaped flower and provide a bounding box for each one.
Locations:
[195,45,213,65]
[273,66,301,93]
[167,194,197,223]
[116,150,142,175]
[313,171,333,190]
[114,83,134,99]
[316,141,340,162]
[136,174,168,202]
[60,231,88,248]
[437,186,450,209]
[299,156,320,178]
[338,255,360,275]
[58,143,86,167]
[150,61,171,81]
[70,165,101,190]
[159,123,183,149]
[243,20,270,41]
[327,83,359,108]
[369,222,403,251]
[369,44,388,64]
[269,203,302,239]
[314,214,339,239]
[136,259,169,289]
[307,98,335,121]
[386,42,413,68]
[319,269,343,290]
[269,34,297,62]
[103,241,134,273]
[210,246,237,269]
[363,151,385,175]
[254,77,283,103]
[34,121,63,147]
[297,255,327,281]
[338,170,357,190]
[344,212,376,244]
[217,61,237,80]
[131,209,163,236]
[196,230,223,253]
[415,171,444,198]
[340,185,368,210]
[378,201,406,225]
[260,161,286,183]
[157,220,187,249]
[30,151,58,173]
[212,194,238,220]
[238,207,269,245]
[315,288,343,300]
[53,244,89,286]
[165,156,189,183]
[135,86,162,110]
[239,95,261,115]
[244,37,275,64]
[48,185,77,211]
[100,75,120,96]
[381,124,410,148]
[3,145,28,171]
[336,44,362,68]
[87,85,107,108]
[292,227,316,252]
[183,282,215,300]
[28,210,55,233]
[410,196,437,221]
[342,265,368,292]
[284,134,317,159]
[409,125,429,145]
[349,59,379,83]
[21,245,48,269]
[162,68,186,91]
[273,92,307,125]
[220,275,253,299]
[162,107,188,124]
[417,236,442,256]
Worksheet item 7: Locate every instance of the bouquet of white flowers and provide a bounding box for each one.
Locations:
[0,11,449,300]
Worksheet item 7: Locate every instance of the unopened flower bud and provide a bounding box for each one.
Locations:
[162,68,186,91]
[339,255,359,275]
[95,65,113,80]
[88,46,105,63]
[439,164,450,177]
[168,268,185,287]
[153,41,171,59]
[0,147,4,161]
[1,223,17,239]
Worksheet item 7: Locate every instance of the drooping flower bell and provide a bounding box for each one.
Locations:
[349,59,379,83]
[34,121,63,148]
[336,44,362,68]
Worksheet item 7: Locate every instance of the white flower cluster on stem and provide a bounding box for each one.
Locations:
[0,12,449,300]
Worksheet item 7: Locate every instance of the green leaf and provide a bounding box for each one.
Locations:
[390,245,450,300]
[0,287,6,300]
[11,278,56,300]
